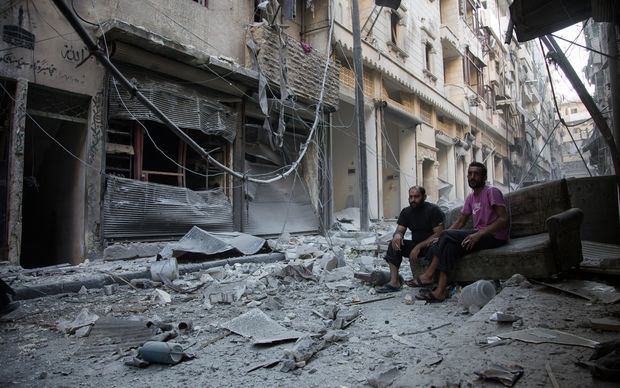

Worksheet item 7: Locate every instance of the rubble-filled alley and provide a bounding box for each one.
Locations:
[1,229,619,387]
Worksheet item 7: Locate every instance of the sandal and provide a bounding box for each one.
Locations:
[405,276,433,288]
[415,291,445,303]
[375,284,401,293]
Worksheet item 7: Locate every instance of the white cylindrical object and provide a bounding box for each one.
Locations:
[150,258,179,282]
[459,280,496,308]
[139,341,184,364]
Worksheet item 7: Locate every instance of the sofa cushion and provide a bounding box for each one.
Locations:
[505,179,570,238]
[451,234,559,281]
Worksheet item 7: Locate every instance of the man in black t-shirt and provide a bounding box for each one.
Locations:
[376,186,445,293]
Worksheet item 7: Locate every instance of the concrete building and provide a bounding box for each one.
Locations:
[559,99,594,178]
[583,19,616,176]
[0,0,338,267]
[330,0,562,220]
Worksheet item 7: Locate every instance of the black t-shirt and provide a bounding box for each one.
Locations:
[396,202,445,244]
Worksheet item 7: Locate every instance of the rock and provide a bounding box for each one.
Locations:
[367,367,401,388]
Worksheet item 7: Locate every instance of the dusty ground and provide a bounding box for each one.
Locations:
[1,252,619,388]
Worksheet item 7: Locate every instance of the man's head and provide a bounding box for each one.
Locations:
[467,161,487,190]
[408,186,427,208]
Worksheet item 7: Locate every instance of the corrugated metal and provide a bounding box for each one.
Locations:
[103,176,233,239]
[108,64,237,142]
[243,162,319,236]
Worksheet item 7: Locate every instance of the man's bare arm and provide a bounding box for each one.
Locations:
[391,224,407,251]
[449,213,470,230]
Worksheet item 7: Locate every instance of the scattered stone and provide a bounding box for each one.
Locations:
[155,289,172,304]
[367,366,401,388]
[103,284,117,296]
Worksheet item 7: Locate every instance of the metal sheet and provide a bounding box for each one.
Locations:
[243,162,319,236]
[108,64,237,142]
[103,176,233,239]
[161,226,266,258]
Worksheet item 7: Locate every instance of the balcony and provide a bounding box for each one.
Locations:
[440,25,461,59]
[247,24,339,110]
[339,65,375,98]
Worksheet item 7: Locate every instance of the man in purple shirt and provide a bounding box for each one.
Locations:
[415,161,509,303]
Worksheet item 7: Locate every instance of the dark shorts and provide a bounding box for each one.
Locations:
[384,239,430,268]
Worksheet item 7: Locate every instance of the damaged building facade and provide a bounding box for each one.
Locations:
[330,0,561,219]
[0,0,562,268]
[0,0,338,267]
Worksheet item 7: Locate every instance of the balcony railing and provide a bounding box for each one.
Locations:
[339,65,375,98]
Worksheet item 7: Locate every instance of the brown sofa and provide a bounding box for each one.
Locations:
[446,179,584,281]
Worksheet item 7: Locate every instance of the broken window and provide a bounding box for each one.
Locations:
[105,119,228,192]
[425,42,433,72]
[106,64,236,193]
[464,48,485,96]
[390,10,400,45]
[494,154,504,183]
[462,0,479,33]
[420,101,433,124]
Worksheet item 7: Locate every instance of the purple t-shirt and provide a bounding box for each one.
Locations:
[462,185,508,241]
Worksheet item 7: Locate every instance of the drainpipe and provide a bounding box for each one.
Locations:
[351,0,369,231]
[375,100,386,220]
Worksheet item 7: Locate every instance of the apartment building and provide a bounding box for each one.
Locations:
[559,99,594,178]
[584,19,616,176]
[330,0,561,220]
[0,0,338,267]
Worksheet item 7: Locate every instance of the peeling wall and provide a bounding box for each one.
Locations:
[0,3,103,95]
[85,0,253,63]
[7,79,27,264]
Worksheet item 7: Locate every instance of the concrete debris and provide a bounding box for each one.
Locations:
[502,273,530,287]
[367,366,401,388]
[3,216,619,387]
[589,317,620,332]
[57,308,99,335]
[474,364,524,387]
[104,242,166,261]
[155,289,172,304]
[277,264,317,282]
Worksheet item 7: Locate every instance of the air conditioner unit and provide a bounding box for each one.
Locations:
[375,0,401,9]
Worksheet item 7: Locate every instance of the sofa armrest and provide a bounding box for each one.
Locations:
[546,208,584,271]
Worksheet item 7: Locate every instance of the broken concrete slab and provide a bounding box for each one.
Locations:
[533,279,620,304]
[497,327,599,348]
[589,317,620,332]
[367,366,401,388]
[220,308,310,345]
[57,308,99,335]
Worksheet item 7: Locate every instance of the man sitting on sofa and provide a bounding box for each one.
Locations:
[415,161,509,303]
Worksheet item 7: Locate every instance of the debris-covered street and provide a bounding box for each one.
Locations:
[2,230,619,387]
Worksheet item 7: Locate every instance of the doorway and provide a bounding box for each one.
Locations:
[20,86,88,268]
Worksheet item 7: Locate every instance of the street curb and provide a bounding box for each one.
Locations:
[14,252,285,300]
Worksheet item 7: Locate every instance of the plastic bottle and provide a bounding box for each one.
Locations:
[459,279,496,309]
